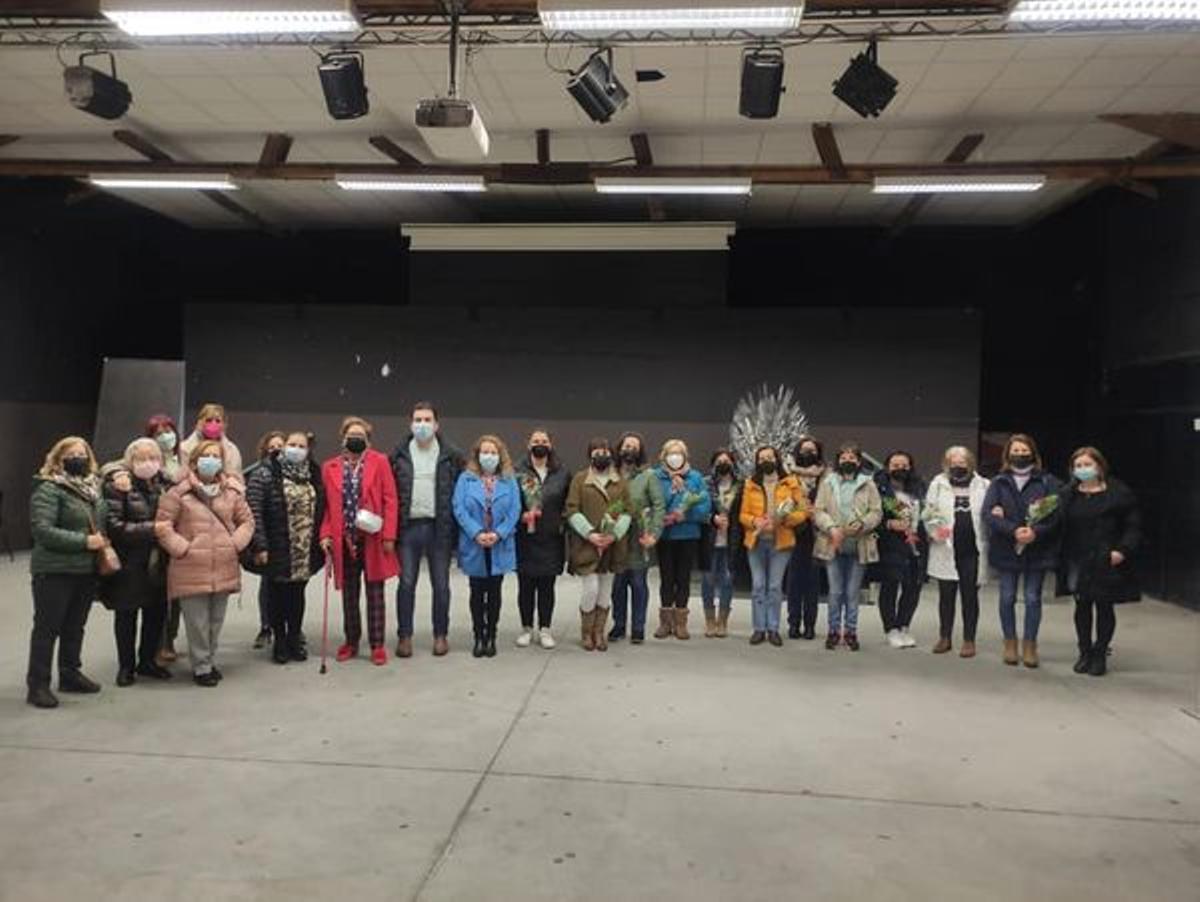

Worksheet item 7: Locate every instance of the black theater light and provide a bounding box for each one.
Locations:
[566,47,628,124]
[739,45,785,119]
[63,51,132,120]
[832,40,898,119]
[318,50,369,120]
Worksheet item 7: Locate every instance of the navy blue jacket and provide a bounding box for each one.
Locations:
[982,469,1063,572]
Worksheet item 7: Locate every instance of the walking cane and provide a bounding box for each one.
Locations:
[320,554,332,675]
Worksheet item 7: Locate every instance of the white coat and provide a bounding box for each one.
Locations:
[923,472,990,584]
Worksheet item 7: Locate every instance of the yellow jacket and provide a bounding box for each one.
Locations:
[739,475,810,551]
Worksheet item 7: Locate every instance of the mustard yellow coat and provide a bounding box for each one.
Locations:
[738,475,810,551]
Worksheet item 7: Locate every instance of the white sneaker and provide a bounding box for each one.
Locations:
[538,628,556,649]
[515,630,533,648]
[900,629,917,648]
[886,629,905,649]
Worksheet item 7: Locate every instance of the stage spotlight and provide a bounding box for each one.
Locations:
[318,50,369,120]
[832,40,897,119]
[739,45,785,119]
[63,51,132,120]
[567,47,628,124]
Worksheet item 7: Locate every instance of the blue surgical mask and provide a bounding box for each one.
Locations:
[284,446,308,465]
[412,422,435,443]
[155,430,177,452]
[479,453,500,474]
[1073,465,1098,483]
[197,457,222,479]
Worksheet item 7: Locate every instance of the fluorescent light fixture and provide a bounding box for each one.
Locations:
[1009,0,1200,20]
[595,177,753,195]
[873,175,1046,194]
[403,222,735,252]
[90,173,238,190]
[101,1,359,36]
[538,1,804,33]
[336,174,487,192]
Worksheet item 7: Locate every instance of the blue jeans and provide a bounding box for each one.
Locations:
[610,568,649,635]
[998,568,1046,641]
[701,546,734,611]
[396,520,453,638]
[825,553,864,635]
[748,540,789,633]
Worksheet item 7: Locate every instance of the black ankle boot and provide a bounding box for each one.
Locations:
[116,667,136,687]
[26,684,59,708]
[272,636,290,665]
[802,626,816,640]
[59,670,101,693]
[788,624,801,640]
[289,635,308,662]
[485,631,497,658]
[472,633,486,658]
[1073,646,1093,674]
[1088,647,1108,676]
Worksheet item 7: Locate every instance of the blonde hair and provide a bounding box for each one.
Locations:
[659,439,689,464]
[194,402,227,428]
[189,439,225,472]
[38,436,97,478]
[340,416,373,438]
[942,445,977,473]
[466,434,514,477]
[123,437,163,469]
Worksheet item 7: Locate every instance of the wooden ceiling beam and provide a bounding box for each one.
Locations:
[0,135,20,150]
[1100,113,1200,151]
[536,128,550,165]
[811,122,846,180]
[368,135,423,166]
[630,132,654,167]
[113,128,172,162]
[258,133,293,168]
[890,132,985,235]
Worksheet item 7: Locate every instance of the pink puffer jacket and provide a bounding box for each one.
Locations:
[155,473,254,601]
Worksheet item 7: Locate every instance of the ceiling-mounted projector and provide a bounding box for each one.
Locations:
[415,98,490,161]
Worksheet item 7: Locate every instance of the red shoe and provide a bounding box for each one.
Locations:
[335,643,358,663]
[370,646,388,666]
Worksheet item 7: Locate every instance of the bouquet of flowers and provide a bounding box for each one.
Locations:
[774,497,796,521]
[1016,494,1059,555]
[883,495,920,555]
[519,473,543,534]
[640,506,654,542]
[672,491,704,519]
[599,499,627,537]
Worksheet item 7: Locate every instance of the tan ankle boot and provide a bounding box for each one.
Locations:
[715,608,730,638]
[1022,640,1039,669]
[674,608,690,640]
[594,608,609,652]
[932,637,952,654]
[580,609,596,651]
[1003,639,1019,666]
[959,640,976,659]
[703,609,717,638]
[654,607,674,639]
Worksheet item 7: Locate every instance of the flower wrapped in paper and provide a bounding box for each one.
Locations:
[1016,493,1059,556]
[519,473,543,534]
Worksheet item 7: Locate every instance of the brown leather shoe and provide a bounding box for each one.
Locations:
[932,637,952,654]
[674,608,690,640]
[1022,640,1039,669]
[959,641,976,659]
[432,636,449,657]
[1003,639,1019,666]
[395,637,413,658]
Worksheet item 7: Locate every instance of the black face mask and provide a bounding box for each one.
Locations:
[62,457,89,477]
[620,449,641,466]
[345,436,367,455]
[796,452,819,468]
[889,468,910,483]
[530,445,550,460]
[949,466,971,485]
[1009,454,1034,470]
[592,455,612,472]
[757,460,777,476]
[714,462,733,477]
[838,460,859,477]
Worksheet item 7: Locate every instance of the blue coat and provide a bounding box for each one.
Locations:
[982,469,1063,572]
[654,466,713,542]
[452,471,521,578]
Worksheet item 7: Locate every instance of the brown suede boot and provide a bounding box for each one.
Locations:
[703,608,717,638]
[654,607,674,639]
[1022,640,1039,669]
[594,607,610,652]
[959,640,976,659]
[580,609,596,651]
[715,608,730,638]
[1003,639,1019,666]
[932,637,952,654]
[674,608,690,640]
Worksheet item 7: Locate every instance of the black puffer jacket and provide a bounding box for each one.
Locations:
[515,459,570,578]
[246,456,327,582]
[390,435,465,544]
[100,473,170,611]
[1055,478,1142,605]
[873,470,929,570]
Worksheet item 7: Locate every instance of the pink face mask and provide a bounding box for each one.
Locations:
[132,460,161,481]
[201,419,224,440]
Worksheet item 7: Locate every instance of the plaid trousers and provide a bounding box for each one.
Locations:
[342,548,386,649]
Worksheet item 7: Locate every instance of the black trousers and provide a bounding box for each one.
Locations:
[878,557,922,633]
[164,598,181,645]
[937,551,980,642]
[268,580,308,645]
[517,574,556,629]
[27,573,95,688]
[469,576,504,638]
[113,597,167,670]
[786,547,821,632]
[658,539,697,608]
[1074,596,1116,651]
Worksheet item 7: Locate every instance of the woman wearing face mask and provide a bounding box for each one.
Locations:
[155,440,254,687]
[701,449,741,638]
[245,431,286,651]
[145,414,185,485]
[923,447,989,658]
[566,438,634,651]
[514,429,570,650]
[319,417,400,667]
[873,452,928,650]
[608,432,666,644]
[100,439,172,687]
[25,437,109,709]
[652,439,713,641]
[247,431,326,665]
[179,402,243,478]
[786,436,826,640]
[453,436,521,658]
[812,443,882,651]
[739,446,810,647]
[1056,447,1141,677]
[982,433,1062,668]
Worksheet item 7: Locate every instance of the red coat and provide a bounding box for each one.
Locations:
[319,449,400,590]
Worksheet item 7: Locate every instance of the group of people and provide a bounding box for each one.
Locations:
[24,400,1142,710]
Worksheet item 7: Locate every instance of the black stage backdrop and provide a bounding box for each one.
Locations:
[185,303,981,474]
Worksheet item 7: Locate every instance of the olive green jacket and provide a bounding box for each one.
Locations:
[29,476,106,576]
[620,465,666,571]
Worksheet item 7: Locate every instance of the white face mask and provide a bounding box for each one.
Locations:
[666,453,685,471]
[200,482,221,498]
[132,460,161,481]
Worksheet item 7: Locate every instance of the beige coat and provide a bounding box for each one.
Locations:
[179,431,244,477]
[812,473,882,564]
[155,473,254,600]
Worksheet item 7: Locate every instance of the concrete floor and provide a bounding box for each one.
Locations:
[0,551,1197,902]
